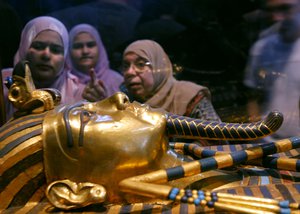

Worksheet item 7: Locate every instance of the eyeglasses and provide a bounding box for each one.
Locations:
[72,41,97,49]
[30,41,64,55]
[121,58,151,73]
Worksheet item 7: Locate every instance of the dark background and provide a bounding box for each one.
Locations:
[1,0,271,122]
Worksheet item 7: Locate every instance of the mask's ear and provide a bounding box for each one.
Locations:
[46,179,106,210]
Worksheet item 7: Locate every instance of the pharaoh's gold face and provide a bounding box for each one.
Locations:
[43,92,169,202]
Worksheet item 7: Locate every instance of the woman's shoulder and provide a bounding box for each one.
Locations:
[175,80,210,98]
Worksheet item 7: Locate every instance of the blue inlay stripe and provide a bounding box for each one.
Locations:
[227,189,237,194]
[259,125,271,135]
[0,113,45,134]
[237,127,248,139]
[260,176,270,185]
[291,136,300,149]
[181,120,190,136]
[244,127,256,138]
[262,156,278,169]
[196,126,208,138]
[199,157,218,172]
[222,128,233,139]
[202,149,216,158]
[296,160,300,172]
[293,183,300,193]
[205,127,217,138]
[0,120,42,142]
[275,184,295,202]
[231,150,248,164]
[189,121,200,137]
[212,127,224,138]
[183,143,190,154]
[243,187,253,196]
[261,142,277,156]
[120,204,133,214]
[229,144,237,152]
[0,129,42,158]
[227,127,239,138]
[217,145,224,151]
[141,204,154,214]
[252,128,264,137]
[173,119,184,136]
[166,166,185,181]
[260,185,273,198]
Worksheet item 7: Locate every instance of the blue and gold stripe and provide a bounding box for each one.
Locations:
[0,113,45,211]
[166,111,283,140]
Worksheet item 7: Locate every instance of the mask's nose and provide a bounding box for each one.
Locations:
[111,92,130,110]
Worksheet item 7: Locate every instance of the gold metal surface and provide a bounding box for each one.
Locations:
[1,60,299,213]
[46,180,106,210]
[43,92,186,205]
[8,61,60,116]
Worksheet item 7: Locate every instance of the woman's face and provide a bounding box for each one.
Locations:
[122,52,155,102]
[26,30,64,82]
[70,32,99,73]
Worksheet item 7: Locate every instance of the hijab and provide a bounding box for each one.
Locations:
[68,24,123,96]
[14,16,69,90]
[124,40,209,115]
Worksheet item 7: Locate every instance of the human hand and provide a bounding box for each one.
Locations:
[82,68,107,102]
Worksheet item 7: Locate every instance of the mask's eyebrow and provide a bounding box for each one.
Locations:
[78,110,93,146]
[63,102,85,147]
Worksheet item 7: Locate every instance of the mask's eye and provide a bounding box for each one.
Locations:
[81,110,93,123]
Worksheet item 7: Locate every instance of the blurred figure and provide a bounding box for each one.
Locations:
[265,0,300,22]
[2,16,85,122]
[68,24,123,101]
[121,40,225,145]
[244,10,300,140]
[260,0,300,37]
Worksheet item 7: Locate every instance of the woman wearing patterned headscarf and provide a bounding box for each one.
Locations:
[68,24,123,101]
[3,16,85,122]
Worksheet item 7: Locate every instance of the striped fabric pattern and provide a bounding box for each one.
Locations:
[0,113,46,212]
[1,115,300,213]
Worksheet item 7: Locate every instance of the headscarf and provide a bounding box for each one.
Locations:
[68,24,123,96]
[14,16,69,90]
[123,40,209,115]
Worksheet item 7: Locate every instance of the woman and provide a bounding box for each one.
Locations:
[122,40,224,145]
[68,24,123,101]
[3,16,85,122]
[122,39,220,121]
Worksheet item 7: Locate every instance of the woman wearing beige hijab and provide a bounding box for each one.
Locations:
[122,40,225,146]
[122,39,221,121]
